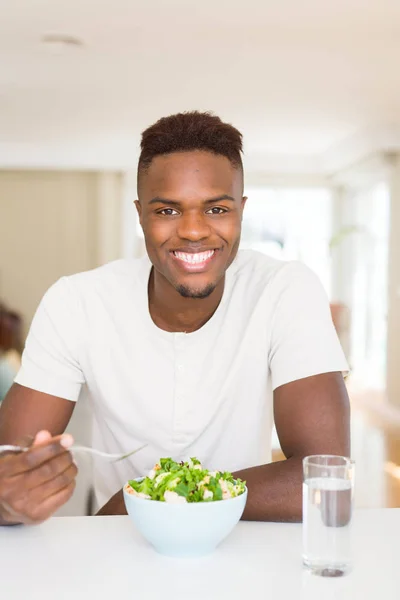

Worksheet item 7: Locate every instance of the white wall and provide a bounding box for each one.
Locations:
[96,172,124,266]
[121,170,148,259]
[387,156,400,406]
[0,169,123,335]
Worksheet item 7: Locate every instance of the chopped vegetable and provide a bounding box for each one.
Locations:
[127,457,246,503]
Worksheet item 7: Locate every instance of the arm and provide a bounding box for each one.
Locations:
[0,277,86,525]
[0,383,75,443]
[1,276,82,449]
[235,371,350,522]
[0,383,77,525]
[234,261,350,522]
[96,489,125,516]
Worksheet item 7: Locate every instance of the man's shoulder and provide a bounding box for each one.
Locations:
[44,256,149,308]
[233,249,292,283]
[234,249,284,273]
[65,256,148,289]
[232,250,316,296]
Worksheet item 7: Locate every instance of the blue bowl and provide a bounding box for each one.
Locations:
[123,479,248,557]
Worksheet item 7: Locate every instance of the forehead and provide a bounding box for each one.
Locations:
[138,151,243,201]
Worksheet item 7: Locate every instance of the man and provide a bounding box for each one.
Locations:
[0,111,350,525]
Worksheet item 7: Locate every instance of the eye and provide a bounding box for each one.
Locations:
[158,208,179,216]
[206,206,228,215]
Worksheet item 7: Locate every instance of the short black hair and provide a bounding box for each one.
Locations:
[137,111,243,184]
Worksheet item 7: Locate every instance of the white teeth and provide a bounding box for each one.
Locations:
[173,250,215,264]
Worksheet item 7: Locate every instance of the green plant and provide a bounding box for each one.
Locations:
[328,225,367,254]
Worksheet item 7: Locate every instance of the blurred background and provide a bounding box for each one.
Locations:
[1,0,400,514]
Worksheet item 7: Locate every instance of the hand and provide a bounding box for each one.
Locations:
[0,430,78,525]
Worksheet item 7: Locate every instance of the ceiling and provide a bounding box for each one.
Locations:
[1,0,400,173]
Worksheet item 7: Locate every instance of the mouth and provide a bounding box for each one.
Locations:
[171,249,218,272]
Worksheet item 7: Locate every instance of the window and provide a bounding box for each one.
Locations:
[241,188,333,297]
[348,182,390,387]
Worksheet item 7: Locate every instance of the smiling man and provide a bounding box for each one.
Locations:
[0,112,350,524]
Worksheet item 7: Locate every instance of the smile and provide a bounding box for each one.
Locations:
[173,250,215,264]
[171,249,217,272]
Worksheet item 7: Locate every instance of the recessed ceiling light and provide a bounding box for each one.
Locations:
[41,34,84,49]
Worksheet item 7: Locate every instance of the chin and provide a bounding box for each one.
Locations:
[175,282,216,299]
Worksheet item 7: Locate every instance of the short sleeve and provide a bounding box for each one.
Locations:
[14,277,85,401]
[269,262,349,391]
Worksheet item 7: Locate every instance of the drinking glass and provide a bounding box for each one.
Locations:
[302,455,354,577]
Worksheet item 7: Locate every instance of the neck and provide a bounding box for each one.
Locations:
[148,268,225,333]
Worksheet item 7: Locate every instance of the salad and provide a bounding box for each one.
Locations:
[125,457,246,503]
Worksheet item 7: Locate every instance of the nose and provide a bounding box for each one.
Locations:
[177,210,211,242]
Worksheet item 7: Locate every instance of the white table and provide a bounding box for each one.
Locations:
[1,509,398,599]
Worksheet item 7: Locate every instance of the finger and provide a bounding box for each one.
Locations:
[0,502,23,524]
[32,430,53,446]
[33,431,74,449]
[28,480,77,524]
[0,436,74,477]
[22,451,77,491]
[0,450,76,516]
[15,434,35,448]
[0,452,72,505]
[0,458,74,519]
[3,479,77,525]
[29,463,78,499]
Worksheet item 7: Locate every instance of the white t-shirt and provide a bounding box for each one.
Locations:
[15,250,348,507]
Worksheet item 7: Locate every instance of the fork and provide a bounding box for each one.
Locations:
[0,443,148,463]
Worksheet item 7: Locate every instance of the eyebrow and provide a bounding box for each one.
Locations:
[148,194,236,206]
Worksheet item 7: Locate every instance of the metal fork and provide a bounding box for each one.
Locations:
[0,443,147,463]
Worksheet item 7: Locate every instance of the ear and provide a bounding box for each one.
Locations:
[240,196,247,219]
[134,200,142,224]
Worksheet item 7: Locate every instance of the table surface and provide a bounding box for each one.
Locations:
[1,509,398,600]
